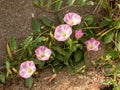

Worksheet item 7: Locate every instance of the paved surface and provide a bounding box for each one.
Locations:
[0,0,36,64]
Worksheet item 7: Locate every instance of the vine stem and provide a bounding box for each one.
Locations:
[98,27,115,39]
[92,0,103,14]
[82,27,101,30]
[33,2,80,13]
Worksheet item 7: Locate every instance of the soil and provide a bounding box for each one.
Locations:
[0,68,107,90]
[0,0,112,90]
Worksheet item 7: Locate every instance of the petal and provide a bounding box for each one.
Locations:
[64,13,81,26]
[54,24,72,41]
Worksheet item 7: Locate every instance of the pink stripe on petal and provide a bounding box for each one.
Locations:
[20,71,25,76]
[21,63,27,69]
[95,41,100,46]
[40,46,45,51]
[90,38,95,43]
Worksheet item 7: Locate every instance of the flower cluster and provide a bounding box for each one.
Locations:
[54,12,82,41]
[19,12,100,79]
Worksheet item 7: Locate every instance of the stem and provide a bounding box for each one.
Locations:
[83,20,94,36]
[98,27,115,39]
[33,2,80,13]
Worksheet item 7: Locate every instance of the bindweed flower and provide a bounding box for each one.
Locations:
[64,12,81,26]
[19,61,36,79]
[35,46,52,60]
[75,29,84,39]
[85,37,100,51]
[54,24,72,41]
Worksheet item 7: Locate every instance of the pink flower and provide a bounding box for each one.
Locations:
[85,38,100,51]
[64,12,81,26]
[75,29,84,39]
[19,61,36,79]
[54,24,72,41]
[35,46,52,60]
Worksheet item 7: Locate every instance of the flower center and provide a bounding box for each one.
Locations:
[69,21,74,25]
[40,53,45,57]
[28,68,32,73]
[62,33,66,37]
[89,44,94,49]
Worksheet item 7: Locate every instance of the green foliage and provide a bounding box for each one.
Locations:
[0,71,6,83]
[21,36,33,48]
[9,37,17,52]
[46,0,52,10]
[77,0,86,6]
[67,0,75,6]
[107,50,118,58]
[103,31,114,44]
[99,17,113,27]
[40,16,53,27]
[86,1,94,6]
[25,77,33,89]
[32,17,41,32]
[55,0,63,10]
[84,15,94,25]
[39,0,44,7]
[57,13,64,24]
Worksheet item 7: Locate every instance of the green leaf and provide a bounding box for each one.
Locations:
[25,77,33,89]
[116,41,120,52]
[78,0,86,6]
[9,37,17,51]
[67,64,75,75]
[39,0,44,7]
[67,0,75,6]
[33,37,46,44]
[40,16,52,27]
[87,1,94,5]
[6,61,11,77]
[99,17,112,27]
[74,51,82,62]
[107,50,118,58]
[32,59,45,69]
[0,71,6,83]
[55,0,63,10]
[101,0,107,9]
[116,64,120,75]
[47,0,52,10]
[102,80,110,85]
[57,13,64,24]
[22,36,33,48]
[54,64,63,73]
[113,19,120,29]
[6,44,13,60]
[84,15,94,25]
[117,31,120,42]
[53,47,67,56]
[103,32,114,44]
[32,17,41,32]
[99,21,111,27]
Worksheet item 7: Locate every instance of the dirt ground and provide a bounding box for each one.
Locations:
[0,68,107,90]
[0,0,110,90]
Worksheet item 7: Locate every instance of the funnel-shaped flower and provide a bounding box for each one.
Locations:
[85,37,100,51]
[19,61,36,79]
[54,24,72,41]
[35,46,52,60]
[64,12,81,26]
[75,29,84,39]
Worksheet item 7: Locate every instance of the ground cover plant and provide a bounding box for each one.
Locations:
[0,0,120,89]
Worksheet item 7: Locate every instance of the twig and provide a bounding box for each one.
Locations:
[34,2,80,13]
[92,0,103,14]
